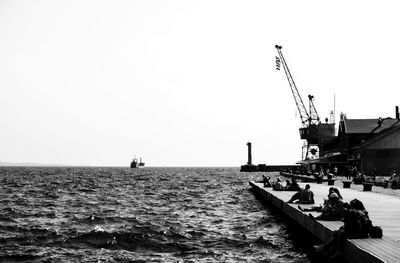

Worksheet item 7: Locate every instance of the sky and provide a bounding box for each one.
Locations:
[1,0,400,167]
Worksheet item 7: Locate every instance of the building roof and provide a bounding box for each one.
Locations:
[342,118,400,134]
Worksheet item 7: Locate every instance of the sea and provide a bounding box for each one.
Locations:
[0,167,313,263]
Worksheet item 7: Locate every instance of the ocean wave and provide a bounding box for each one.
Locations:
[63,228,198,254]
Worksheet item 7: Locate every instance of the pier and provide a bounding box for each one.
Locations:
[249,181,400,263]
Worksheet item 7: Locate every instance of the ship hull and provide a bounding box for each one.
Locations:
[130,158,145,168]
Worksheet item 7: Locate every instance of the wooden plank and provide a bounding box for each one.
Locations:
[249,181,400,263]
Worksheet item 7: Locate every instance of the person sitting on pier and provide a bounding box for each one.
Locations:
[262,175,272,187]
[300,192,344,221]
[273,177,283,191]
[313,168,324,183]
[322,187,343,201]
[298,187,342,211]
[287,184,315,204]
[329,187,343,200]
[314,199,372,259]
[284,178,301,191]
[284,179,291,188]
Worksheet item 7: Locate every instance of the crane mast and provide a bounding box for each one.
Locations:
[308,95,320,125]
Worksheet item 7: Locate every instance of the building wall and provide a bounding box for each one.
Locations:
[361,127,400,175]
[365,129,400,149]
[362,149,400,175]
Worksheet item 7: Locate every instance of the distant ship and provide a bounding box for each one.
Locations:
[130,157,145,168]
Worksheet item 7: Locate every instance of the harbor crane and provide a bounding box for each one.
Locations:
[275,45,335,161]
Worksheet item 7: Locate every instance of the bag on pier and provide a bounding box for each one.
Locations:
[370,226,383,238]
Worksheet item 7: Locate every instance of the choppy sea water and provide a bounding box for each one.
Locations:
[0,167,312,262]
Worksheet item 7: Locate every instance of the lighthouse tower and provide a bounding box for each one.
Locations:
[240,141,258,172]
[247,142,252,165]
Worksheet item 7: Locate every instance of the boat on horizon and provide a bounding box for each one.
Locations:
[130,157,145,168]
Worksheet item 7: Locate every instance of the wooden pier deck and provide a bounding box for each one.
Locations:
[249,181,400,263]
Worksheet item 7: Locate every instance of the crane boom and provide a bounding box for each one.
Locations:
[275,45,309,126]
[275,45,329,161]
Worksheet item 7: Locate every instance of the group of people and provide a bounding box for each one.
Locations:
[293,185,380,259]
[289,183,379,259]
[313,198,375,259]
[261,174,381,260]
[347,165,359,180]
[263,176,315,204]
[262,176,301,192]
[298,187,344,221]
[349,167,399,189]
[346,165,372,182]
[310,164,338,176]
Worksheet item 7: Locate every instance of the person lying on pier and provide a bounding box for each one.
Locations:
[314,199,372,259]
[287,184,315,204]
[284,178,301,191]
[299,192,344,220]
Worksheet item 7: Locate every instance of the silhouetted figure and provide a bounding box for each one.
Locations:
[285,177,301,191]
[302,193,344,221]
[372,168,377,181]
[287,184,315,204]
[273,177,283,191]
[262,175,272,187]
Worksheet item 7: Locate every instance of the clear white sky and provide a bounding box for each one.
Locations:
[1,1,399,167]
